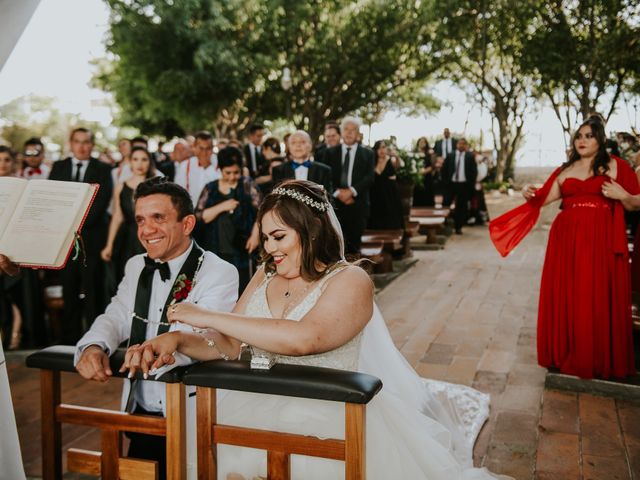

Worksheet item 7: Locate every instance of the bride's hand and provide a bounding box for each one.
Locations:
[119,333,180,377]
[167,302,212,329]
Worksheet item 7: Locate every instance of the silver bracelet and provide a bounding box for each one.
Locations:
[204,335,230,361]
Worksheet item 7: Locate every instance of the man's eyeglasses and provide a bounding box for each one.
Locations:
[23,149,42,157]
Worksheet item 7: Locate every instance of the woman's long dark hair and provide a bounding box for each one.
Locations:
[563,117,610,175]
[130,146,156,179]
[372,140,387,161]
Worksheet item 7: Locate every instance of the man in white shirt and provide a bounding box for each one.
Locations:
[442,138,478,234]
[271,130,333,193]
[174,131,220,206]
[75,178,238,478]
[19,137,50,179]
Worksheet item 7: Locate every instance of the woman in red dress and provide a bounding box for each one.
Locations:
[490,117,639,379]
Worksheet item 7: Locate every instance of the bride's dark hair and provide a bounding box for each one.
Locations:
[258,180,344,281]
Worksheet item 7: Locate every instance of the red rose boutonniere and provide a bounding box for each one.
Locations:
[171,274,193,303]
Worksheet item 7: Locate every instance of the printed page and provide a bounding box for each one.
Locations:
[0,179,92,266]
[0,177,27,236]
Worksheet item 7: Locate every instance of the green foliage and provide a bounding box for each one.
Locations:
[520,0,640,138]
[98,0,440,139]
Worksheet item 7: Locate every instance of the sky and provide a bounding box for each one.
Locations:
[0,0,638,167]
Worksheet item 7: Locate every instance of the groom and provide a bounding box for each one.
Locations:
[74,178,239,477]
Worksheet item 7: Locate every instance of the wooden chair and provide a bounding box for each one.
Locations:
[359,241,387,273]
[183,360,382,480]
[361,229,404,273]
[26,346,188,480]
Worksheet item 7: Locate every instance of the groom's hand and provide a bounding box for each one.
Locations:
[76,345,112,382]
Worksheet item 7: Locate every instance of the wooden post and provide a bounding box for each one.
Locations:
[40,370,62,480]
[345,403,366,480]
[196,387,216,480]
[267,450,291,480]
[166,382,187,480]
[100,429,121,479]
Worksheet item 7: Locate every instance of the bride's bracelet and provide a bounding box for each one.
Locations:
[201,333,230,361]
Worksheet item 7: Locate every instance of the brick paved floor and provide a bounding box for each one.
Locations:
[8,192,640,479]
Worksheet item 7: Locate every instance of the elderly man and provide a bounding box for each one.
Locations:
[75,178,238,478]
[271,130,333,193]
[323,117,375,254]
[174,131,220,206]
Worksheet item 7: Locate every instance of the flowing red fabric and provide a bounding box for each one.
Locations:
[491,157,638,378]
[488,168,561,257]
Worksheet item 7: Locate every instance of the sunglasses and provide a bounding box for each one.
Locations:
[24,149,43,157]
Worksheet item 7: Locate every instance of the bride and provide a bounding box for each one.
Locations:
[123,180,503,479]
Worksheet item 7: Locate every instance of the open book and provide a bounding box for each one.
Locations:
[0,177,99,269]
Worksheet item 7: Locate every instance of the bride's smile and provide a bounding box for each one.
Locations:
[261,210,302,279]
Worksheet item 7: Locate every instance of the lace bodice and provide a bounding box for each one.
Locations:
[246,268,362,370]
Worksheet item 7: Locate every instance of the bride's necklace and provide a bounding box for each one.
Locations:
[280,276,313,318]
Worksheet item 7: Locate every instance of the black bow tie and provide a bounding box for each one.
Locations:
[144,256,171,281]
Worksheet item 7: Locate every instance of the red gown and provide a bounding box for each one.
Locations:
[490,157,639,379]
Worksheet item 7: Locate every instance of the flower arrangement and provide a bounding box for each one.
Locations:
[393,148,425,185]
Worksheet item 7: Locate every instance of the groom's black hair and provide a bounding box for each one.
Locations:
[134,177,194,219]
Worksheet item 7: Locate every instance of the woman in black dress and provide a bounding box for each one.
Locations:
[368,140,404,230]
[412,136,436,207]
[195,147,261,294]
[101,146,156,283]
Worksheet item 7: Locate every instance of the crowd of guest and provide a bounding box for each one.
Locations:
[0,119,515,351]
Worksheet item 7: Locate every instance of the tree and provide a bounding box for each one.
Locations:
[521,0,640,140]
[98,0,440,140]
[430,0,540,181]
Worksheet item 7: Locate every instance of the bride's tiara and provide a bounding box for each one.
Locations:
[272,187,330,212]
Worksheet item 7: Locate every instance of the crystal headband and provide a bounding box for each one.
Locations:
[272,187,329,212]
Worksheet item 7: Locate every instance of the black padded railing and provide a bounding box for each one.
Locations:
[25,345,187,382]
[183,359,382,403]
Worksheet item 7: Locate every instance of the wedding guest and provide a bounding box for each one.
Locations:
[195,146,261,293]
[131,136,148,149]
[469,152,490,226]
[174,131,220,206]
[75,178,238,478]
[48,128,113,344]
[442,138,477,234]
[434,127,457,159]
[368,140,404,230]
[253,136,281,188]
[18,137,49,179]
[123,180,500,480]
[272,130,333,193]
[412,136,435,207]
[324,116,375,254]
[112,138,132,185]
[101,147,157,283]
[492,117,639,379]
[243,123,266,178]
[257,156,285,196]
[315,122,341,163]
[0,146,17,176]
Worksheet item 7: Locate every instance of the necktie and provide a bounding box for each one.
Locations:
[454,152,462,182]
[74,162,82,182]
[341,147,351,187]
[292,160,312,170]
[144,255,171,282]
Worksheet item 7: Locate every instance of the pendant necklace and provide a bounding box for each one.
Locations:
[284,278,291,297]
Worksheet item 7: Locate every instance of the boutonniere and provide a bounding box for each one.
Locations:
[171,273,193,303]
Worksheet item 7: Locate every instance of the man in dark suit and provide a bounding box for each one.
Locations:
[48,127,113,343]
[243,123,266,178]
[314,122,341,165]
[324,117,375,255]
[441,137,477,234]
[434,128,458,159]
[272,130,333,193]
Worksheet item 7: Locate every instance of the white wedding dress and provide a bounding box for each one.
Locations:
[214,268,503,480]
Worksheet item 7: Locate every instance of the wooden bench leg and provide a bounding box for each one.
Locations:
[101,429,121,479]
[197,386,216,480]
[267,450,291,480]
[166,382,187,480]
[41,370,62,480]
[345,403,365,480]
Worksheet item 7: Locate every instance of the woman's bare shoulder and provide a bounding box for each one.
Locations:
[325,264,372,290]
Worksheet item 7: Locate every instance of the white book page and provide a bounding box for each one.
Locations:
[0,177,27,236]
[0,179,91,266]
